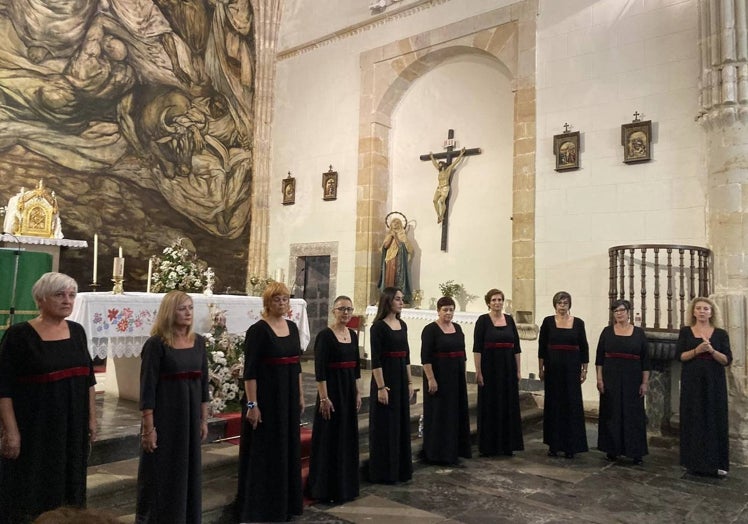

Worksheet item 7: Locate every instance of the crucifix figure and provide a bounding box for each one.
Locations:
[419,129,481,251]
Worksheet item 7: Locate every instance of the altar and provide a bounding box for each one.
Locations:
[69,292,309,400]
[0,234,88,272]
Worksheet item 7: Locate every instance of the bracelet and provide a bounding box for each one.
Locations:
[378,385,387,390]
[141,426,155,437]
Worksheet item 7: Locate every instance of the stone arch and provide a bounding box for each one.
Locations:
[354,1,537,314]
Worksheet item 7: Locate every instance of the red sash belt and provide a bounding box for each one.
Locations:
[550,344,579,351]
[435,351,466,358]
[485,342,514,349]
[17,366,90,384]
[160,371,202,380]
[262,356,300,365]
[328,361,357,369]
[695,353,714,360]
[604,352,640,360]
[382,351,406,358]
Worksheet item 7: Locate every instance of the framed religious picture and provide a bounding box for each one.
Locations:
[282,173,295,205]
[553,131,580,171]
[322,166,338,201]
[621,119,652,163]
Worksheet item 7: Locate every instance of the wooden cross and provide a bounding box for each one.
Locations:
[419,129,481,251]
[632,111,641,122]
[563,123,571,132]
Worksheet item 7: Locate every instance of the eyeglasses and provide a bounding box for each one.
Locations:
[612,308,628,314]
[334,307,355,313]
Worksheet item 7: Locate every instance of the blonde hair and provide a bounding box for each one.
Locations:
[151,290,194,347]
[262,281,291,316]
[686,296,722,328]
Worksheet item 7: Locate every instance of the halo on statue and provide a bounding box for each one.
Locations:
[385,211,409,230]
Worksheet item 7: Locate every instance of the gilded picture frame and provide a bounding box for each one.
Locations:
[322,169,338,201]
[553,131,580,172]
[282,176,295,205]
[621,120,652,164]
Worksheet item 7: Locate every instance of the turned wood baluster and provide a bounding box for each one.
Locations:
[679,249,686,328]
[666,248,674,330]
[640,248,647,328]
[653,247,661,329]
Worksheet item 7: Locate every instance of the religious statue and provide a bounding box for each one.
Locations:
[430,147,466,223]
[377,212,413,303]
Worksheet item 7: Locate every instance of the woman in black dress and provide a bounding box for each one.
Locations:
[421,296,471,464]
[306,295,362,503]
[137,290,209,523]
[369,286,414,483]
[0,272,96,524]
[678,297,731,477]
[538,291,589,458]
[473,288,523,456]
[595,299,650,465]
[236,282,304,521]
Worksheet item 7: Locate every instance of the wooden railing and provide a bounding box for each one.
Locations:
[608,244,712,332]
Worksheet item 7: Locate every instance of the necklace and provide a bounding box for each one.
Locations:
[332,327,350,342]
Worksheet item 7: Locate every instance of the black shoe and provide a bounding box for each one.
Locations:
[606,453,617,462]
[632,458,643,466]
[564,452,574,459]
[503,451,514,457]
[547,450,558,457]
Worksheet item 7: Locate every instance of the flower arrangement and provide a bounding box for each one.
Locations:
[204,305,244,414]
[150,238,209,293]
[438,280,463,298]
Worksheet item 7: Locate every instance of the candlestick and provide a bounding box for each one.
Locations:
[146,258,153,293]
[92,233,98,283]
[113,257,125,278]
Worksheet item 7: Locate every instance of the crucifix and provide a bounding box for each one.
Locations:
[419,129,481,251]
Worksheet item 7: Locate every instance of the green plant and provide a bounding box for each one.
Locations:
[438,280,463,298]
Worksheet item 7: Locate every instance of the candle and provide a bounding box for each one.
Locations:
[113,257,125,278]
[146,258,153,293]
[119,246,123,258]
[92,233,98,283]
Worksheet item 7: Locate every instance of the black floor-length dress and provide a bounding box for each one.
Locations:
[136,335,209,523]
[538,316,589,455]
[595,326,650,460]
[0,321,95,524]
[368,319,413,483]
[473,313,524,456]
[678,326,732,474]
[306,327,360,503]
[421,322,471,464]
[236,319,303,522]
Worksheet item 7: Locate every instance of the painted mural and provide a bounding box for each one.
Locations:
[0,0,255,291]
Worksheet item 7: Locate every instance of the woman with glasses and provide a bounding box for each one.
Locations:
[306,296,363,503]
[421,296,471,465]
[137,291,209,523]
[369,287,414,483]
[594,299,650,465]
[473,289,523,457]
[538,291,589,458]
[678,297,732,477]
[0,273,96,523]
[236,282,304,522]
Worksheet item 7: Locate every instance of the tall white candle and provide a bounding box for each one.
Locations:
[146,258,153,293]
[119,246,123,258]
[92,233,98,283]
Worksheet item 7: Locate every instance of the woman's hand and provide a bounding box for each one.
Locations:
[200,420,209,442]
[299,395,306,416]
[639,383,648,398]
[88,419,98,443]
[377,387,389,405]
[539,367,545,381]
[408,382,415,401]
[427,378,438,394]
[319,398,335,420]
[141,427,157,453]
[245,406,262,429]
[596,380,605,394]
[476,372,484,387]
[580,368,587,383]
[356,392,362,412]
[0,429,20,459]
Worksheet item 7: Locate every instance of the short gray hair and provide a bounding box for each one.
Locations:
[32,272,78,306]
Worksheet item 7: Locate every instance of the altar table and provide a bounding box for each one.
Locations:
[68,292,309,400]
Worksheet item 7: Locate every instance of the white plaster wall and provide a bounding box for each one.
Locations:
[534,0,706,401]
[390,55,514,312]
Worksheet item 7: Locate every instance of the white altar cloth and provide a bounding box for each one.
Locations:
[0,234,88,248]
[69,292,310,359]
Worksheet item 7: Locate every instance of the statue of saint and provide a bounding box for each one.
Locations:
[377,214,413,303]
[430,147,466,223]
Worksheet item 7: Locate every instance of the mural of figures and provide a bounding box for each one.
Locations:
[0,0,255,290]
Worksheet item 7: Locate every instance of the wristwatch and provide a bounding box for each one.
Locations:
[246,401,257,410]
